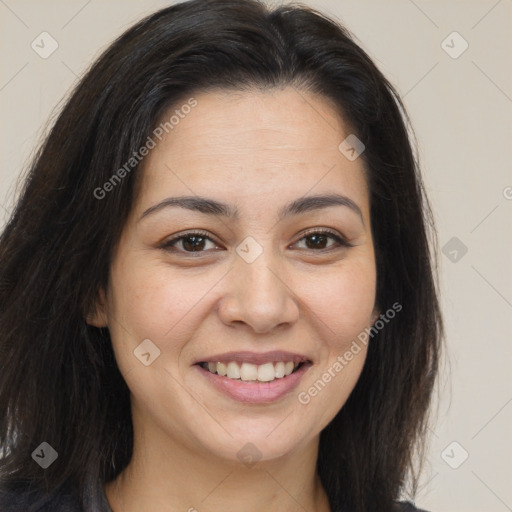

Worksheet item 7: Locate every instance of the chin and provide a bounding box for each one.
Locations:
[189,419,314,467]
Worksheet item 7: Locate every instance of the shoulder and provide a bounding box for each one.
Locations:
[396,501,430,512]
[0,483,82,512]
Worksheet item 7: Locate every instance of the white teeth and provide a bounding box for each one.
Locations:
[284,362,294,376]
[226,361,240,379]
[240,362,258,381]
[202,360,303,382]
[274,362,285,378]
[257,362,275,382]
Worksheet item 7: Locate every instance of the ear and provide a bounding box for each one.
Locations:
[85,288,108,327]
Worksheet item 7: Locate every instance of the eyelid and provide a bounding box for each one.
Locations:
[159,229,222,254]
[160,227,353,255]
[295,227,353,248]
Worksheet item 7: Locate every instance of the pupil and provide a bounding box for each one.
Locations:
[306,234,327,249]
[183,236,205,251]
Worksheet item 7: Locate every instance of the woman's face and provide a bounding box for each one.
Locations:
[93,87,378,464]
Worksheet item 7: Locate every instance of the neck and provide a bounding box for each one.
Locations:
[105,408,330,512]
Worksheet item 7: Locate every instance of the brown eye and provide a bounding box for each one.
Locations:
[161,231,220,254]
[294,230,352,251]
[304,233,329,250]
[180,235,208,252]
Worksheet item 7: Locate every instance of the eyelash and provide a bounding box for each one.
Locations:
[160,228,353,256]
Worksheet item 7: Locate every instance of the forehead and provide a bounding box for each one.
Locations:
[135,87,369,217]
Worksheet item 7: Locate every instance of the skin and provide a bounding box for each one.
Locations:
[90,86,379,512]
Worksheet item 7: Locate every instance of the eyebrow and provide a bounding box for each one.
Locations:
[139,193,364,225]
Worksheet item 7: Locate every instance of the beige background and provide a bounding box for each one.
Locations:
[1,1,511,511]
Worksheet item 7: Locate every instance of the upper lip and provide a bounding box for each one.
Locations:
[194,351,312,366]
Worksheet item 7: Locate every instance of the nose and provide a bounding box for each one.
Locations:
[217,250,300,334]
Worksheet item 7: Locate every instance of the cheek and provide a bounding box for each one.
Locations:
[105,257,220,369]
[108,266,169,338]
[308,258,377,344]
[107,248,376,356]
[295,259,376,425]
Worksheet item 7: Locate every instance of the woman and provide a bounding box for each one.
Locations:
[0,0,443,511]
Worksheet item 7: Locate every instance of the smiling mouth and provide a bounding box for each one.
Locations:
[197,361,307,383]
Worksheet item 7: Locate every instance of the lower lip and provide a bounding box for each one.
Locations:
[195,363,311,404]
